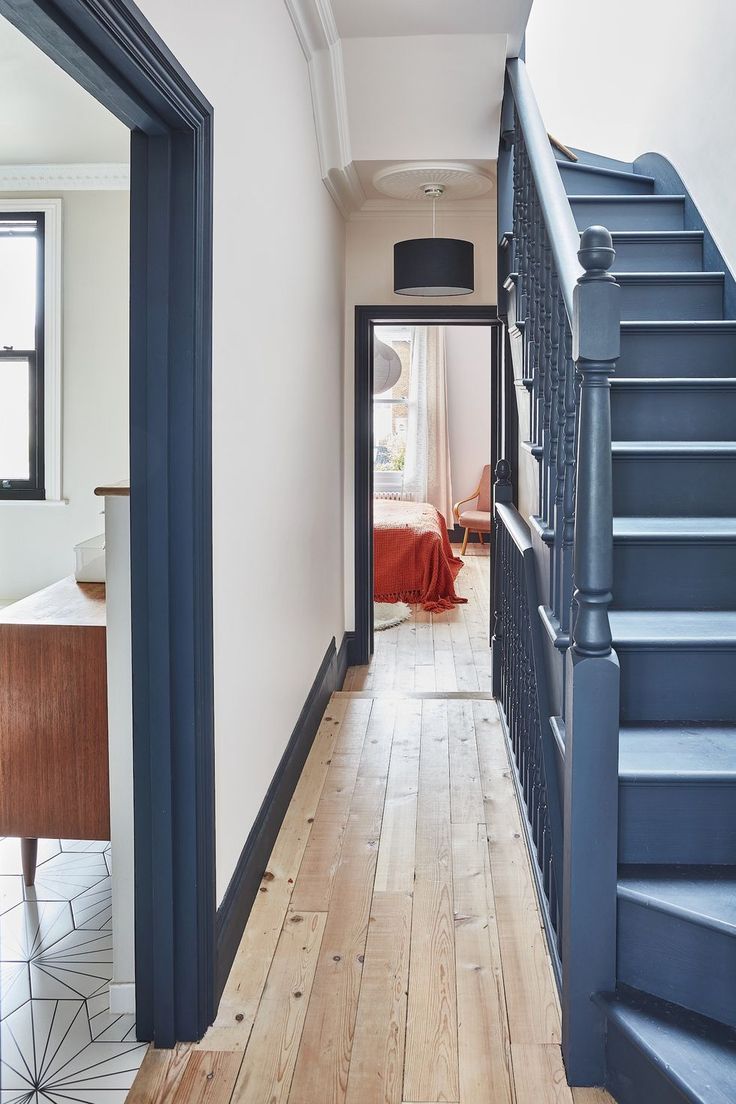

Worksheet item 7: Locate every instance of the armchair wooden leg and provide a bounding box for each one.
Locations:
[21,838,38,886]
[479,531,485,545]
[461,528,470,555]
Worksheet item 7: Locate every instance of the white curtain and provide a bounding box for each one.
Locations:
[403,326,454,526]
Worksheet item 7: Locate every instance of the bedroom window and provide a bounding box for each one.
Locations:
[373,327,410,486]
[0,212,45,500]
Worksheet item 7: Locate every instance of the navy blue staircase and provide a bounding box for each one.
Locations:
[559,152,736,1104]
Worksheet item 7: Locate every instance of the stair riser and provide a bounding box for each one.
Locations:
[560,165,654,195]
[613,543,736,610]
[611,386,736,440]
[613,238,703,272]
[619,328,736,377]
[620,781,736,862]
[613,455,736,516]
[605,1022,687,1104]
[571,198,684,231]
[618,279,723,321]
[618,648,736,723]
[618,898,736,1026]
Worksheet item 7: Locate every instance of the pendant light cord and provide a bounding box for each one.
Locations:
[432,195,436,238]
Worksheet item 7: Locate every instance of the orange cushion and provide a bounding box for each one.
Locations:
[458,508,491,532]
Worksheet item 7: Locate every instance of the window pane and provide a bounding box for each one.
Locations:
[0,232,37,350]
[0,357,30,480]
[373,327,411,472]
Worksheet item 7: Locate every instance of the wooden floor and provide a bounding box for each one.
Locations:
[129,547,612,1104]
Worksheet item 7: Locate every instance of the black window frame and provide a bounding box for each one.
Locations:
[0,210,45,500]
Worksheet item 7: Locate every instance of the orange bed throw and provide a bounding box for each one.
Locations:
[373,500,467,612]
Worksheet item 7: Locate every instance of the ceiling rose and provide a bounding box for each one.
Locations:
[372,161,494,201]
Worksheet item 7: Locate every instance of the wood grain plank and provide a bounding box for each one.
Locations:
[374,699,421,894]
[204,699,361,1041]
[404,700,459,1103]
[289,703,395,1103]
[474,705,561,1046]
[288,833,381,1104]
[127,1046,192,1104]
[511,1044,573,1104]
[232,911,326,1104]
[571,1090,615,1103]
[171,1052,243,1104]
[345,893,413,1104]
[447,700,484,824]
[452,823,514,1104]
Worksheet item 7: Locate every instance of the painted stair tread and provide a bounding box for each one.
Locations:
[618,866,736,935]
[612,440,736,455]
[613,517,736,540]
[611,378,736,387]
[611,610,736,645]
[596,988,736,1104]
[619,725,736,780]
[560,161,655,186]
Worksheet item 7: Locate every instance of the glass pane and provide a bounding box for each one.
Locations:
[0,232,38,350]
[373,326,411,472]
[0,357,30,480]
[373,401,408,471]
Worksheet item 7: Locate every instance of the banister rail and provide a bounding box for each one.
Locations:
[507,58,583,321]
[494,56,622,1088]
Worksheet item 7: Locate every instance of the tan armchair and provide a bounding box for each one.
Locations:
[453,464,492,555]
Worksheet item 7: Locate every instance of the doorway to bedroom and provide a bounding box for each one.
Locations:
[352,306,502,682]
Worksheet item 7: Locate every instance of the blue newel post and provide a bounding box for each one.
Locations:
[562,227,621,1084]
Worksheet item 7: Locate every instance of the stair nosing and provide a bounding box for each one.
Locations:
[611,377,736,386]
[612,441,736,456]
[610,230,704,240]
[596,987,736,1104]
[560,161,656,185]
[618,880,736,938]
[614,271,724,281]
[569,193,686,202]
[621,319,736,330]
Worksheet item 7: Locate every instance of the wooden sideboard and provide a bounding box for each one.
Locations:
[0,576,109,880]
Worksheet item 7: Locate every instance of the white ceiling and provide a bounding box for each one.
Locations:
[0,15,129,165]
[331,0,532,54]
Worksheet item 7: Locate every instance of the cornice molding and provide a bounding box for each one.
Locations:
[350,199,496,222]
[284,0,362,217]
[0,163,130,191]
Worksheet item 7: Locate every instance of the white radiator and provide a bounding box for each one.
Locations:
[374,490,412,501]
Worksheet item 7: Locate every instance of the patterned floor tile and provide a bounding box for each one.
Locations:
[31,930,113,1001]
[0,902,74,963]
[0,839,145,1098]
[71,878,112,931]
[0,877,23,917]
[1,999,146,1102]
[0,840,60,877]
[0,962,29,1020]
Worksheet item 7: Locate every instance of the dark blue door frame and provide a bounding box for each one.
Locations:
[353,305,500,666]
[0,0,216,1046]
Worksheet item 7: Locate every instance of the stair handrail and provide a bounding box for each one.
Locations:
[500,57,623,1087]
[507,57,583,323]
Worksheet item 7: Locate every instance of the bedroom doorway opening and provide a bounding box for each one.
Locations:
[352,306,502,681]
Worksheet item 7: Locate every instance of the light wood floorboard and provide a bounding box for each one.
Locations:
[128,547,614,1104]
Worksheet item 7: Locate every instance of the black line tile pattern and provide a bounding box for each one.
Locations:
[0,838,145,1102]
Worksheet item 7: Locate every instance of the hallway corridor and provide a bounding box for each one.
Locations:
[130,551,611,1104]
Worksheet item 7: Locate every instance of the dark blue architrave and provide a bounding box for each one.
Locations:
[0,0,216,1046]
[354,305,500,665]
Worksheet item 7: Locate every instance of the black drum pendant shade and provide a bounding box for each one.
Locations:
[394,237,474,296]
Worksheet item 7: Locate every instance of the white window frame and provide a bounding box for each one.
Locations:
[0,198,63,503]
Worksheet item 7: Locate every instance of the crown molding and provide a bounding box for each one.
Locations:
[350,198,496,222]
[285,0,364,217]
[0,163,130,191]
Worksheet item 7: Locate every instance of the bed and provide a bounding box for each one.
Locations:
[373,499,467,612]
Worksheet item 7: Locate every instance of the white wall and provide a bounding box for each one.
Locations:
[0,190,129,602]
[344,207,496,624]
[526,0,736,273]
[445,326,492,508]
[135,0,347,903]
